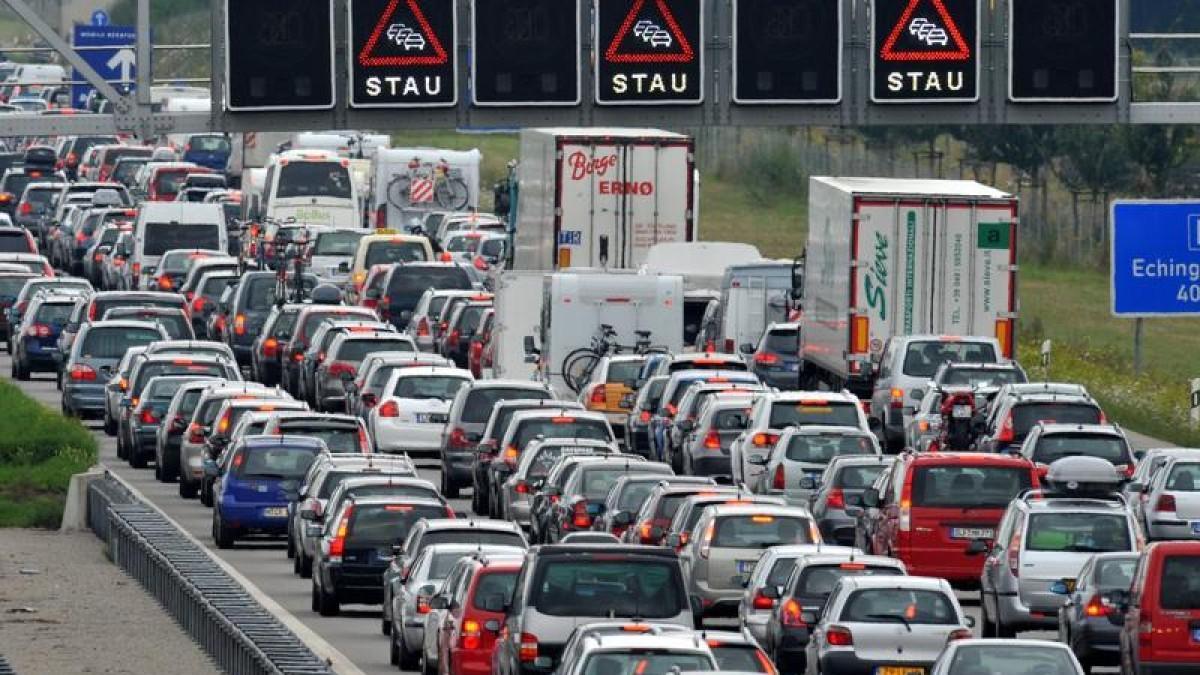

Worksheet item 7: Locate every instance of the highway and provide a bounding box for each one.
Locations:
[2,352,1161,675]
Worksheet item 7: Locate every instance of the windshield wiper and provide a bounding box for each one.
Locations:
[867,613,912,632]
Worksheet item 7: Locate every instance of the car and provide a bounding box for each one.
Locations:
[154,378,228,482]
[594,474,710,540]
[370,366,475,455]
[259,412,373,455]
[575,354,646,440]
[307,227,366,286]
[474,400,584,517]
[200,397,311,465]
[209,435,328,548]
[746,322,801,389]
[102,305,194,340]
[852,450,1038,584]
[250,303,303,385]
[0,271,36,348]
[310,495,456,616]
[552,623,715,675]
[281,305,379,395]
[6,278,91,344]
[977,390,1104,454]
[178,382,289,500]
[754,426,882,504]
[145,338,236,365]
[466,308,494,377]
[619,479,724,545]
[103,346,151,434]
[223,272,319,366]
[663,490,786,553]
[149,248,226,292]
[10,291,80,379]
[678,503,819,619]
[439,379,555,498]
[498,438,621,526]
[389,518,528,582]
[808,455,895,547]
[804,575,974,675]
[667,383,767,472]
[1055,551,1139,673]
[534,454,660,545]
[1124,447,1197,506]
[377,261,474,330]
[624,375,668,459]
[1130,450,1200,541]
[931,639,1085,675]
[980,458,1142,637]
[425,551,523,675]
[83,222,133,287]
[438,299,492,369]
[346,351,455,418]
[652,369,760,462]
[701,630,775,673]
[491,545,697,675]
[1112,540,1200,675]
[737,543,864,645]
[313,330,416,412]
[81,290,187,328]
[1017,422,1137,481]
[298,319,397,406]
[408,289,478,352]
[0,225,37,254]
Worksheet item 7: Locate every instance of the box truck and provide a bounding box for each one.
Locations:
[799,177,1019,397]
[512,128,695,271]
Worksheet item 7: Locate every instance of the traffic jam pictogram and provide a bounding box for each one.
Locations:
[595,0,702,104]
[349,0,457,107]
[872,0,979,103]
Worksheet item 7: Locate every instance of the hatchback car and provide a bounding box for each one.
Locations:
[738,544,863,646]
[11,291,79,379]
[808,455,895,547]
[347,351,455,418]
[754,426,881,505]
[210,435,327,548]
[425,552,523,675]
[747,322,800,389]
[1133,452,1200,541]
[551,622,716,675]
[931,639,1084,675]
[1056,551,1139,673]
[498,438,620,527]
[1113,540,1200,675]
[61,320,165,419]
[313,331,416,412]
[1017,423,1136,481]
[370,366,475,455]
[474,400,584,517]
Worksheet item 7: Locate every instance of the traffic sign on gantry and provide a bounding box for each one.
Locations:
[595,0,703,105]
[1009,0,1119,102]
[224,0,335,111]
[472,0,581,106]
[350,0,458,107]
[733,0,841,104]
[871,0,979,103]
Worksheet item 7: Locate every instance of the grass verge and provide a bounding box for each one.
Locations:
[0,379,98,528]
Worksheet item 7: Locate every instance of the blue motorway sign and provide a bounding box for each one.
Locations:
[1111,200,1200,316]
[91,9,109,26]
[71,23,136,109]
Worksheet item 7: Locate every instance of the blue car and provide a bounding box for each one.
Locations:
[181,133,232,172]
[11,293,84,380]
[210,435,327,549]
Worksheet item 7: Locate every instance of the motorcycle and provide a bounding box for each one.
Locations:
[929,389,977,452]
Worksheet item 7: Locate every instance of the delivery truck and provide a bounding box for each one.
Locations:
[512,128,695,271]
[799,177,1019,397]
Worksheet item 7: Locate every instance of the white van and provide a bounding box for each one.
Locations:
[132,203,227,289]
[715,260,798,355]
[259,149,359,228]
[11,64,66,86]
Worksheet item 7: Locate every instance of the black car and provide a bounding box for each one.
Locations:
[1057,551,1139,672]
[220,271,319,365]
[377,261,473,330]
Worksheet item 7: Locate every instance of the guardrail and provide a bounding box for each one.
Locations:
[86,472,335,675]
[0,654,16,675]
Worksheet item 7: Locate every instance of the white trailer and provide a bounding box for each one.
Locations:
[512,128,695,271]
[799,177,1019,396]
[371,147,482,231]
[488,270,547,382]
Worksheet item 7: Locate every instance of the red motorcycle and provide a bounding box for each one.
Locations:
[928,390,977,452]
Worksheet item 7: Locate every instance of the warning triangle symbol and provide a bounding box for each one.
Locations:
[358,0,448,67]
[605,0,694,64]
[880,0,970,62]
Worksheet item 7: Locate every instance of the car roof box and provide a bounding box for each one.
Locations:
[1043,456,1123,495]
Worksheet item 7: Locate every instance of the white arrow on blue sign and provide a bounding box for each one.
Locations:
[71,23,136,109]
[91,10,109,26]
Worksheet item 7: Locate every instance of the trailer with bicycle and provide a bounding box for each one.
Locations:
[371,147,481,231]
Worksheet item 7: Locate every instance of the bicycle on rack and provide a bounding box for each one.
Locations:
[271,225,313,306]
[386,157,470,211]
[561,324,670,394]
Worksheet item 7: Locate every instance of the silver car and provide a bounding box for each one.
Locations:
[930,639,1084,675]
[1133,451,1200,540]
[808,455,895,547]
[753,426,881,505]
[553,622,715,675]
[498,438,619,526]
[737,544,860,645]
[677,394,756,479]
[804,575,973,674]
[102,345,150,435]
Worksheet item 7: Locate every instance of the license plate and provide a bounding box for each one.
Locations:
[950,527,994,540]
[428,413,448,423]
[620,394,635,408]
[952,405,972,419]
[876,668,924,675]
[1191,627,1200,642]
[787,363,799,371]
[1192,522,1200,535]
[736,560,757,574]
[263,507,288,518]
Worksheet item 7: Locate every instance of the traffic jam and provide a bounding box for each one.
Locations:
[0,127,1198,675]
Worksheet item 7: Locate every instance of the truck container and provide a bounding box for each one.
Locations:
[371,147,481,231]
[512,128,695,271]
[799,177,1018,396]
[488,270,548,382]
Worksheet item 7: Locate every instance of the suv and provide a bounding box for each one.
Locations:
[1114,540,1200,674]
[61,321,165,419]
[978,389,1104,454]
[980,458,1142,637]
[625,375,668,459]
[223,272,319,365]
[754,425,882,503]
[1018,422,1136,480]
[425,553,524,675]
[853,450,1039,584]
[552,623,715,675]
[474,400,584,517]
[492,545,696,675]
[746,322,800,389]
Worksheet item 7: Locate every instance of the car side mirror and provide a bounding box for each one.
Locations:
[861,488,880,508]
[1049,579,1072,595]
[965,538,990,556]
[739,343,755,355]
[300,507,321,521]
[747,454,768,466]
[677,419,694,433]
[964,616,976,629]
[762,585,781,600]
[1126,482,1144,493]
[799,476,818,490]
[613,511,633,526]
[868,417,883,432]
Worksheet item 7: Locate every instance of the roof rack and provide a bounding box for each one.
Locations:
[1015,488,1129,508]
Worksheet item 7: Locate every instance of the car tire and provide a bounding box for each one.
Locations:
[130,447,147,469]
[286,531,295,559]
[179,478,198,499]
[398,629,419,670]
[441,470,459,499]
[299,550,313,578]
[103,412,117,436]
[421,652,435,675]
[200,480,213,507]
[315,579,339,617]
[471,480,486,515]
[390,627,402,666]
[311,579,321,613]
[381,614,391,636]
[154,463,162,481]
[213,511,235,549]
[55,369,62,390]
[14,357,29,381]
[293,548,303,575]
[161,456,178,482]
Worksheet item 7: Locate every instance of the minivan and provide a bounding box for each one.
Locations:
[1114,541,1200,674]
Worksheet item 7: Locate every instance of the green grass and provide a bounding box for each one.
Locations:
[0,380,98,528]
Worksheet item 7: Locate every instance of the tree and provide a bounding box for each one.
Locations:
[1122,126,1197,196]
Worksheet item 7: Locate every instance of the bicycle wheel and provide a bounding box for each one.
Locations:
[561,349,598,394]
[387,174,413,209]
[435,177,470,210]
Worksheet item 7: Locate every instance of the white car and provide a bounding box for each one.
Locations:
[648,29,673,48]
[369,366,475,454]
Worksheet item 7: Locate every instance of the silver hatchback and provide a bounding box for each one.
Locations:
[1133,451,1200,540]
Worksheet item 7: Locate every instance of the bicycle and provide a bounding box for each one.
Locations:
[386,157,470,211]
[271,225,312,306]
[561,324,669,393]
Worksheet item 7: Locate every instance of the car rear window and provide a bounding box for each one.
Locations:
[615,481,658,511]
[0,275,34,299]
[366,242,429,267]
[472,571,518,611]
[346,504,448,547]
[946,646,1076,674]
[336,338,412,362]
[146,378,191,400]
[106,310,190,339]
[314,230,364,255]
[1166,462,1200,491]
[268,310,299,337]
[32,302,73,325]
[279,425,361,454]
[234,444,321,479]
[606,360,642,384]
[1032,434,1131,465]
[840,588,958,624]
[763,329,798,354]
[385,266,472,310]
[92,296,184,319]
[940,367,1025,387]
[298,311,374,342]
[1025,513,1131,553]
[911,465,1031,508]
[530,559,684,618]
[711,408,751,431]
[143,223,221,256]
[833,464,888,489]
[419,530,524,551]
[153,170,189,197]
[793,564,903,599]
[639,380,668,410]
[709,645,765,673]
[769,401,861,429]
[901,341,998,378]
[528,446,607,479]
[1160,556,1200,610]
[80,326,162,358]
[463,387,551,424]
[338,483,438,502]
[656,493,697,521]
[134,362,228,397]
[512,419,611,454]
[784,434,875,464]
[200,276,237,299]
[712,514,812,548]
[579,468,666,501]
[1095,558,1137,589]
[425,550,471,580]
[176,390,204,417]
[0,232,30,253]
[391,375,471,400]
[582,652,712,675]
[1012,403,1102,437]
[765,557,798,588]
[277,161,351,199]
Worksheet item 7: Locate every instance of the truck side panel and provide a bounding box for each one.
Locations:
[799,179,854,378]
[513,132,556,270]
[490,271,546,381]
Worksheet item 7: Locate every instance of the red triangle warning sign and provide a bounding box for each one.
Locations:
[605,0,694,64]
[358,0,448,67]
[880,0,970,62]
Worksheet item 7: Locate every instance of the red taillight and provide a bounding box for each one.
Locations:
[1156,494,1176,512]
[460,618,482,650]
[826,488,845,509]
[69,364,97,381]
[772,464,786,490]
[1007,532,1022,578]
[448,427,470,449]
[25,323,51,338]
[753,432,779,447]
[589,384,607,406]
[752,588,775,610]
[94,252,104,262]
[327,361,356,378]
[571,500,591,529]
[192,296,206,313]
[87,302,97,320]
[997,413,1014,443]
[187,423,204,444]
[1116,464,1135,479]
[639,410,652,423]
[140,408,159,424]
[416,595,432,614]
[328,504,353,561]
[825,625,853,646]
[417,317,430,337]
[515,481,529,494]
[518,633,538,663]
[754,352,778,365]
[1085,593,1115,617]
[234,313,246,336]
[781,598,805,627]
[75,231,87,243]
[19,202,31,215]
[158,275,172,290]
[473,255,488,271]
[703,430,721,449]
[378,400,400,417]
[947,628,973,642]
[447,329,460,349]
[66,151,78,166]
[216,411,231,434]
[262,337,278,359]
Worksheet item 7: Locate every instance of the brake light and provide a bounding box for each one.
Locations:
[699,521,714,559]
[25,323,51,337]
[551,416,575,423]
[1007,531,1022,578]
[328,504,353,562]
[1084,593,1114,617]
[825,625,853,646]
[772,464,786,490]
[94,252,105,262]
[216,411,231,434]
[416,595,432,614]
[140,408,159,424]
[703,430,721,449]
[69,364,97,381]
[293,350,304,362]
[353,270,367,289]
[327,362,356,378]
[571,500,591,529]
[503,446,519,466]
[187,423,204,444]
[899,497,911,532]
[1156,494,1176,512]
[890,387,903,409]
[997,413,1014,443]
[18,202,31,215]
[515,481,529,494]
[192,296,206,313]
[639,410,652,423]
[519,633,538,663]
[262,337,278,359]
[378,400,400,417]
[157,275,173,291]
[781,598,805,627]
[118,377,128,391]
[446,329,460,349]
[417,317,430,337]
[752,432,778,447]
[589,384,606,406]
[447,427,470,449]
[460,619,481,650]
[234,313,246,336]
[1116,463,1135,479]
[754,352,778,365]
[131,262,140,279]
[947,628,973,642]
[752,588,775,610]
[826,488,845,509]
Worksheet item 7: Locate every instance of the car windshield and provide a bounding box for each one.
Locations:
[1012,403,1102,438]
[472,571,518,610]
[336,339,412,362]
[33,303,73,325]
[784,434,875,464]
[79,327,162,358]
[280,426,360,453]
[769,401,861,428]
[144,223,221,256]
[763,329,798,354]
[794,564,903,599]
[277,161,351,199]
[581,652,712,675]
[1161,556,1200,610]
[1026,513,1132,553]
[833,464,888,489]
[314,231,363,255]
[712,515,812,548]
[513,420,611,453]
[366,242,429,267]
[530,559,684,618]
[901,341,999,378]
[948,645,1076,673]
[1032,434,1130,465]
[391,375,471,400]
[841,588,957,624]
[235,445,320,479]
[1096,558,1137,589]
[463,387,551,424]
[346,504,448,547]
[940,367,1025,387]
[911,465,1031,508]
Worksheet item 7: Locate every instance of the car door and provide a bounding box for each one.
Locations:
[860,465,891,554]
[874,460,906,556]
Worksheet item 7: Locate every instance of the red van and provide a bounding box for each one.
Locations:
[1118,541,1200,674]
[857,451,1039,583]
[430,555,523,675]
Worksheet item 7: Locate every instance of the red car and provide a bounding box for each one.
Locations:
[1117,540,1200,674]
[431,554,523,675]
[856,451,1039,583]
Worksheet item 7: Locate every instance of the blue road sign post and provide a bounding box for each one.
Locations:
[1111,200,1200,317]
[71,24,136,109]
[91,9,109,26]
